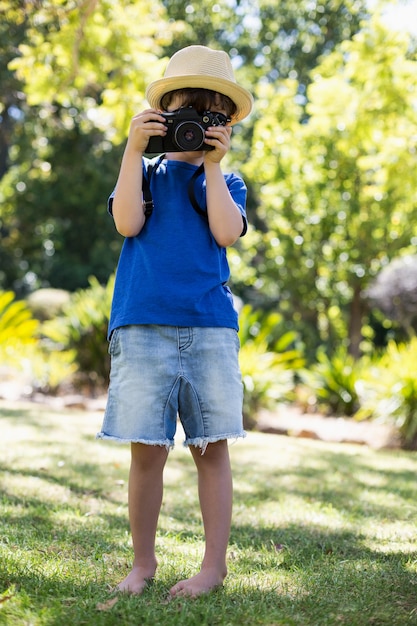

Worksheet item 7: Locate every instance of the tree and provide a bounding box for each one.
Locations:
[159,0,369,168]
[0,0,174,293]
[160,0,369,92]
[9,0,172,140]
[0,107,125,292]
[0,1,28,180]
[238,16,417,358]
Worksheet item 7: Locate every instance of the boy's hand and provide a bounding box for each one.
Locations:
[126,109,167,153]
[203,125,232,164]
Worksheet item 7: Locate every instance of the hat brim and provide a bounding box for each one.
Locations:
[146,75,253,125]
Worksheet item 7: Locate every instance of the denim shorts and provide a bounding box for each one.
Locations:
[97,325,245,451]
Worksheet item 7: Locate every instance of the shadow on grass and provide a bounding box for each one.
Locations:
[1,404,417,625]
[1,525,416,626]
[230,440,417,522]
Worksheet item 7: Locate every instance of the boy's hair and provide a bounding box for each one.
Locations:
[160,88,237,118]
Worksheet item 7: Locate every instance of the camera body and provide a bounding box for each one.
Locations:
[145,107,229,154]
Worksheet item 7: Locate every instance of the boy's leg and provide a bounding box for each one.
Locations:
[117,442,169,594]
[169,439,233,597]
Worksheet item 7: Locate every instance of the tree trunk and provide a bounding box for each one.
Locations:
[348,284,363,358]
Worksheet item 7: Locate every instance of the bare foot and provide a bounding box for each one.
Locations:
[115,565,156,595]
[169,568,226,598]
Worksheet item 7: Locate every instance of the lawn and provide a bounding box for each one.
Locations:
[0,400,416,625]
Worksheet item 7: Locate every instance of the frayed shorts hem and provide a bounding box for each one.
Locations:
[96,430,246,454]
[184,431,247,454]
[96,432,174,450]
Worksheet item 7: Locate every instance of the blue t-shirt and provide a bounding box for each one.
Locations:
[107,157,247,337]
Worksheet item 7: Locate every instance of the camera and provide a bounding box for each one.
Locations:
[145,107,229,154]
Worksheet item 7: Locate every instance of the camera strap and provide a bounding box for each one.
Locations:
[142,155,165,220]
[142,157,208,223]
[187,164,208,222]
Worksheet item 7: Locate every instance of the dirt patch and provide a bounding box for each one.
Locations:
[0,377,400,450]
[256,405,401,450]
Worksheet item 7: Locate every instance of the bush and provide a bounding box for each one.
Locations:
[41,275,114,391]
[355,338,417,449]
[0,290,76,394]
[13,344,78,394]
[299,346,368,416]
[0,290,39,347]
[238,305,304,428]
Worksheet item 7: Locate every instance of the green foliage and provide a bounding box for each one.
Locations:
[41,275,114,389]
[0,290,38,346]
[12,344,78,394]
[8,0,172,139]
[297,338,417,449]
[31,348,77,393]
[356,338,417,449]
[0,290,76,393]
[239,15,417,357]
[238,305,304,427]
[1,0,172,294]
[2,0,416,367]
[161,0,368,95]
[0,107,124,294]
[299,346,368,416]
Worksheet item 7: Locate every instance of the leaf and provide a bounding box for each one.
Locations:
[0,594,14,605]
[0,586,15,605]
[96,596,118,611]
[0,290,39,346]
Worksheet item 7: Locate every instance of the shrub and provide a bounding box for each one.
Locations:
[238,305,304,428]
[0,290,76,394]
[0,289,38,392]
[299,346,368,416]
[0,290,39,347]
[355,338,417,449]
[14,344,78,394]
[41,275,114,391]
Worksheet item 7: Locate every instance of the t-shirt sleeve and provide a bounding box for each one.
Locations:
[107,158,150,216]
[226,173,248,237]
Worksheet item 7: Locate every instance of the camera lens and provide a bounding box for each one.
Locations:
[174,121,205,151]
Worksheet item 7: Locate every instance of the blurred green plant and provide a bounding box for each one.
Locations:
[0,290,76,394]
[299,346,369,416]
[238,305,305,428]
[0,290,39,346]
[355,339,417,450]
[41,275,114,390]
[18,345,78,394]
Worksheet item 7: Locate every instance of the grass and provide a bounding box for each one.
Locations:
[0,400,416,625]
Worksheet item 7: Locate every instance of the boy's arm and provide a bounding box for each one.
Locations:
[112,110,166,237]
[204,125,245,247]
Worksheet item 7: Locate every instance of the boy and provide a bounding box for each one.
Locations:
[97,45,253,598]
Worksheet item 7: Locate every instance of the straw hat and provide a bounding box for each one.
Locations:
[146,45,253,124]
